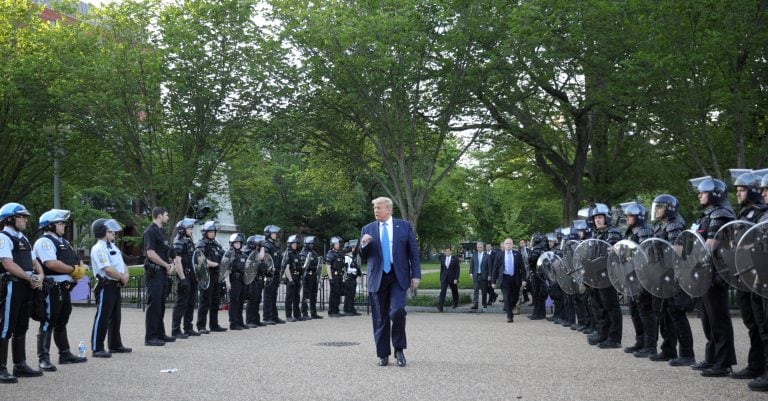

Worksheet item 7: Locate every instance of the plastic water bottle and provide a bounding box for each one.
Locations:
[78,341,86,358]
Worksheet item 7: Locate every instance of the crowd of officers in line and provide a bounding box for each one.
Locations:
[0,203,363,384]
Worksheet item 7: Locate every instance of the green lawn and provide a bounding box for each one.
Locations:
[415,262,475,290]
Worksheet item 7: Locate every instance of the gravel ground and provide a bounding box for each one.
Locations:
[0,304,764,401]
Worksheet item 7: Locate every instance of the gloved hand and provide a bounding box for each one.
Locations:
[179,277,190,290]
[71,264,87,280]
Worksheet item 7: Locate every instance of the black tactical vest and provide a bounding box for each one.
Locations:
[41,234,79,276]
[1,231,33,272]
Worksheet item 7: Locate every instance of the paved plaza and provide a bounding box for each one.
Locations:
[1,305,764,401]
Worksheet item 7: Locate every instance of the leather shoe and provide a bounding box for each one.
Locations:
[749,374,768,391]
[172,332,189,339]
[109,347,132,354]
[13,363,43,377]
[437,306,443,312]
[701,367,732,377]
[230,324,243,330]
[528,315,545,320]
[162,335,176,342]
[395,351,406,367]
[185,330,202,336]
[246,323,260,328]
[39,359,57,372]
[93,349,113,357]
[691,361,713,371]
[730,367,762,380]
[197,328,210,334]
[262,320,276,325]
[144,339,165,347]
[211,326,228,332]
[669,356,695,366]
[310,315,323,320]
[378,357,389,367]
[649,352,672,361]
[633,348,656,358]
[274,318,286,324]
[624,344,642,354]
[0,368,17,383]
[59,351,87,364]
[328,313,341,318]
[470,305,478,310]
[597,340,621,349]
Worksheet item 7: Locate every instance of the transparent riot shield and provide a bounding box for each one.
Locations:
[713,220,754,292]
[674,230,712,298]
[607,240,646,297]
[736,221,768,298]
[193,249,210,291]
[637,238,679,298]
[573,239,612,289]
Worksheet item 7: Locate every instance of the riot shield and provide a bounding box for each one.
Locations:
[673,230,712,298]
[537,251,559,282]
[736,221,768,298]
[637,238,679,298]
[244,250,261,285]
[607,240,646,297]
[573,239,612,289]
[552,252,581,295]
[218,249,234,282]
[263,254,276,286]
[713,220,754,292]
[561,240,586,294]
[193,249,210,291]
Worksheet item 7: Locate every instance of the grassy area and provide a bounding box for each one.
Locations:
[417,262,475,290]
[406,294,472,306]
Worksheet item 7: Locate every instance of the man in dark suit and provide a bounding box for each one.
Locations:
[485,243,498,304]
[492,238,526,323]
[437,246,460,311]
[469,242,490,310]
[360,197,421,367]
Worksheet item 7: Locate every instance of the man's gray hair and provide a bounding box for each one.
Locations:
[371,197,393,210]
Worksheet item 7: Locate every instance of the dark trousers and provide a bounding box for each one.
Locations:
[562,294,575,324]
[700,283,737,369]
[145,272,168,341]
[343,275,358,313]
[172,277,197,333]
[91,281,123,351]
[329,277,343,314]
[438,279,459,308]
[594,287,622,343]
[631,292,657,349]
[501,274,520,320]
[530,275,547,318]
[2,280,33,366]
[262,276,279,321]
[228,275,246,327]
[246,280,264,324]
[654,296,694,359]
[472,277,488,307]
[301,276,319,317]
[573,292,590,326]
[370,270,407,358]
[197,270,222,330]
[738,290,766,372]
[285,280,302,318]
[40,283,74,352]
[487,282,498,303]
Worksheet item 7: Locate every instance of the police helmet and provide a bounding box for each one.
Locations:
[531,233,545,247]
[730,169,763,204]
[572,220,588,232]
[246,235,265,251]
[689,176,727,206]
[201,220,220,233]
[229,233,245,245]
[263,225,281,236]
[330,236,343,247]
[38,209,71,230]
[303,236,316,246]
[651,194,679,221]
[175,218,196,235]
[91,218,122,239]
[621,202,647,226]
[588,203,612,225]
[286,234,299,244]
[0,202,31,226]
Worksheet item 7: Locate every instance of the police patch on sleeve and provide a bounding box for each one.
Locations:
[0,238,5,249]
[42,241,52,250]
[97,250,108,264]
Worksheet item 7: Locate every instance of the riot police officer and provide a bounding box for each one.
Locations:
[225,233,249,330]
[0,203,45,383]
[245,235,267,328]
[196,221,227,333]
[171,218,199,338]
[728,170,768,381]
[326,236,345,317]
[342,241,362,316]
[33,209,88,372]
[688,176,737,377]
[527,234,548,320]
[586,204,623,349]
[650,194,696,366]
[282,235,303,322]
[545,233,565,324]
[300,236,323,319]
[750,170,768,391]
[143,207,176,346]
[569,220,593,333]
[262,225,285,325]
[620,203,656,358]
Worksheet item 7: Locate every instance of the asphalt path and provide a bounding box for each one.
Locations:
[1,305,764,401]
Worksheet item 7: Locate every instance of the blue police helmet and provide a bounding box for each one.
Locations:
[588,203,612,225]
[38,209,71,229]
[0,202,30,224]
[621,202,646,225]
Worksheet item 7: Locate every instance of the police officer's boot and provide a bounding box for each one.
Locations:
[12,336,43,377]
[37,330,57,371]
[54,329,86,364]
[0,339,18,383]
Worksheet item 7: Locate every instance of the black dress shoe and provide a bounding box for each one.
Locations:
[395,351,406,367]
[649,352,672,362]
[162,335,176,342]
[256,322,267,326]
[691,361,713,371]
[437,306,443,312]
[597,340,621,349]
[378,357,389,366]
[59,351,87,364]
[144,339,165,347]
[624,344,642,354]
[109,347,132,353]
[328,313,341,318]
[246,323,260,328]
[262,320,276,326]
[701,367,732,377]
[185,330,202,336]
[633,348,656,358]
[749,374,768,391]
[172,332,189,339]
[730,367,762,379]
[13,363,43,377]
[39,359,57,372]
[274,318,286,324]
[0,368,17,383]
[669,356,695,366]
[230,324,243,330]
[211,326,228,332]
[93,349,113,357]
[310,315,323,320]
[470,305,478,310]
[529,315,545,320]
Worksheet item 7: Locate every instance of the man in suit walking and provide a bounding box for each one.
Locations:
[492,238,526,323]
[360,197,421,367]
[469,242,490,310]
[437,246,460,311]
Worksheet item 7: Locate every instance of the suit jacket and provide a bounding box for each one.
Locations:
[469,252,491,281]
[492,249,526,287]
[438,254,460,283]
[360,218,421,292]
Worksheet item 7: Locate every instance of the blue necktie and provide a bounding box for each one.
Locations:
[381,223,391,273]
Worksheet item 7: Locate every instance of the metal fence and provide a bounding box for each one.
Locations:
[83,274,370,314]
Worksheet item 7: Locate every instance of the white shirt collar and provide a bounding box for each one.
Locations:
[379,217,393,227]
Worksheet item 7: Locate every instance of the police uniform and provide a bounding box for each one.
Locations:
[172,235,198,337]
[326,248,344,316]
[227,246,248,330]
[282,246,303,321]
[0,226,43,379]
[197,236,226,332]
[33,233,87,368]
[143,222,174,344]
[90,239,129,355]
[245,237,267,327]
[300,246,322,319]
[343,252,361,315]
[527,239,547,320]
[589,223,623,348]
[623,218,656,357]
[262,237,284,324]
